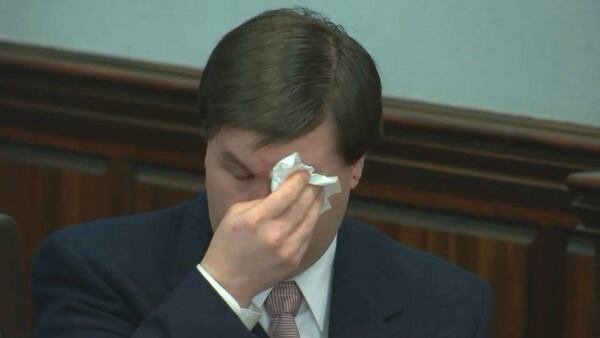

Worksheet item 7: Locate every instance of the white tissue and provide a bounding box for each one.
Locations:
[270,152,341,214]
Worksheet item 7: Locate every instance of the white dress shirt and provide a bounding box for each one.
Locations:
[198,236,337,338]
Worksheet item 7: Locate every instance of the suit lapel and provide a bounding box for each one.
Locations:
[251,324,269,338]
[328,218,405,338]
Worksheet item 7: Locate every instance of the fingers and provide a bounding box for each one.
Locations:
[253,170,310,220]
[278,184,322,229]
[230,198,263,215]
[284,188,324,254]
[245,171,323,259]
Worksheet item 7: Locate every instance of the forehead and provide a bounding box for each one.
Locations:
[213,120,340,173]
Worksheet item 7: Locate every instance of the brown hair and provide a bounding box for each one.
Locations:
[198,7,382,164]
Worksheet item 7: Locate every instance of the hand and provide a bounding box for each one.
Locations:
[200,171,324,307]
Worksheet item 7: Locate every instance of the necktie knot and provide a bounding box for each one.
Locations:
[265,281,302,338]
[265,281,302,316]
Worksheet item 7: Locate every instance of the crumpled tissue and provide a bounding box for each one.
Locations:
[270,152,341,214]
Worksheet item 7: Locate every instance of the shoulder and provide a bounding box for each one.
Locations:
[342,217,493,335]
[43,197,194,255]
[34,195,207,289]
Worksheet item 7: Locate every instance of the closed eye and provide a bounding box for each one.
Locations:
[220,151,256,181]
[222,160,255,180]
[233,172,254,180]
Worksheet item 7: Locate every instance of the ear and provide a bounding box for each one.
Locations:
[349,155,366,189]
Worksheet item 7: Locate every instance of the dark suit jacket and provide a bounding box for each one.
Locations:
[33,194,492,337]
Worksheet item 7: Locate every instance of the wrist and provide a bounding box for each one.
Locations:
[199,259,255,307]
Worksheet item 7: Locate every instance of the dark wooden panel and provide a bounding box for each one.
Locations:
[134,184,199,214]
[0,214,25,338]
[0,158,110,270]
[132,164,204,212]
[564,253,595,338]
[0,41,201,158]
[0,145,134,337]
[527,228,567,338]
[567,172,600,338]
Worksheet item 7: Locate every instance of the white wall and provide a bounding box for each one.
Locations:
[1,0,599,126]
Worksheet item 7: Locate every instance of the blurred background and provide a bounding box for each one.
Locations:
[0,1,598,338]
[1,0,599,125]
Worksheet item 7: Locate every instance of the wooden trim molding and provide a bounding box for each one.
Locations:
[371,100,600,228]
[568,171,600,231]
[2,40,600,230]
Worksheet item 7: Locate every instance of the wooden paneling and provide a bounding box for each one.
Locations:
[133,165,203,213]
[527,228,567,338]
[0,148,122,335]
[1,40,599,338]
[567,172,600,338]
[0,214,25,338]
[564,252,595,338]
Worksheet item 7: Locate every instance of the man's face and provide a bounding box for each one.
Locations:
[204,118,364,268]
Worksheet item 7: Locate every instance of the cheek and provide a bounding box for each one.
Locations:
[205,154,243,229]
[205,166,266,229]
[205,167,225,229]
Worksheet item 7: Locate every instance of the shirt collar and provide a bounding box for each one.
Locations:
[252,235,337,331]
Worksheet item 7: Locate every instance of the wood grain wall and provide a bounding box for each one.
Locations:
[0,41,598,338]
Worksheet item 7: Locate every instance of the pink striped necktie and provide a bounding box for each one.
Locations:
[265,281,303,338]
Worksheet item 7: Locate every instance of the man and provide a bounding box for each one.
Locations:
[33,7,492,338]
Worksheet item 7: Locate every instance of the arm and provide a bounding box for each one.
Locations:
[200,171,322,306]
[33,235,256,338]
